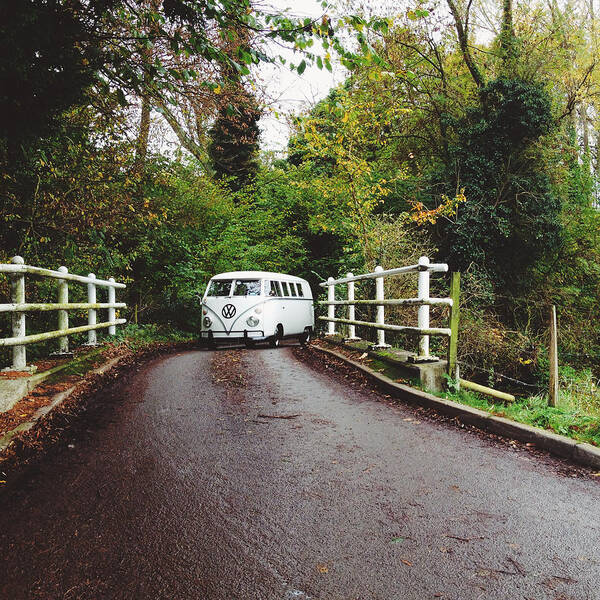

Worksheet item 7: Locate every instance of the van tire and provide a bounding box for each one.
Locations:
[299,327,312,345]
[269,325,283,348]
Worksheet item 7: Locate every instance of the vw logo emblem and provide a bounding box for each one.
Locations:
[222,304,236,319]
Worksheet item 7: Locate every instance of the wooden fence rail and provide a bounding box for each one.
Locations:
[319,256,460,373]
[0,256,126,371]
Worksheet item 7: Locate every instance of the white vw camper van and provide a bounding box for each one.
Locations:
[200,271,314,347]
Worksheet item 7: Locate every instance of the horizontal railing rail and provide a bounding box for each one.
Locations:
[1,256,127,371]
[0,264,126,288]
[0,302,126,313]
[318,256,460,369]
[320,263,448,287]
[0,321,126,347]
[320,317,451,337]
[322,298,452,307]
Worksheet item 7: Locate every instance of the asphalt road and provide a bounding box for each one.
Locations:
[0,346,599,600]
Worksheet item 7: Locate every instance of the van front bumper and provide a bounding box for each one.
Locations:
[200,330,267,343]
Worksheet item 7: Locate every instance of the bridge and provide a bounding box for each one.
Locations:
[0,260,599,599]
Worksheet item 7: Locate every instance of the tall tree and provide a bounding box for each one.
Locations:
[207,87,261,190]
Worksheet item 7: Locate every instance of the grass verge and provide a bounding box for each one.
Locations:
[441,385,600,447]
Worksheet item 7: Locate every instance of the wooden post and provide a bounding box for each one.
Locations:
[417,256,430,358]
[549,305,559,407]
[373,265,390,348]
[326,277,337,336]
[346,272,360,341]
[57,266,69,353]
[87,273,97,345]
[447,272,461,378]
[108,278,116,335]
[10,256,27,370]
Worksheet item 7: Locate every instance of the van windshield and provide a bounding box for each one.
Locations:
[206,280,233,297]
[233,280,262,296]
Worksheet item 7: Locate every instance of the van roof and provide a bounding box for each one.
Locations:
[211,271,309,283]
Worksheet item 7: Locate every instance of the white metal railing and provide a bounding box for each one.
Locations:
[0,256,127,371]
[319,256,457,361]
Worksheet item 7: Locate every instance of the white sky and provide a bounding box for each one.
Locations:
[256,0,348,154]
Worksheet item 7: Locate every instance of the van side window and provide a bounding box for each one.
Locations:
[281,281,290,296]
[297,284,304,297]
[289,282,298,297]
[270,281,282,297]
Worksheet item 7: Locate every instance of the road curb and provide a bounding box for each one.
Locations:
[0,356,123,454]
[0,350,103,413]
[312,344,600,471]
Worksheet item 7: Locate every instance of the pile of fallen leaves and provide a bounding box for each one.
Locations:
[210,349,248,397]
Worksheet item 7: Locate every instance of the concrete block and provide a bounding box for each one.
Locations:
[0,379,30,412]
[573,443,600,470]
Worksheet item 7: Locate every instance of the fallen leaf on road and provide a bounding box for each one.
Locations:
[445,534,479,542]
[317,564,329,574]
[390,537,405,544]
[401,559,413,566]
[506,557,526,576]
[552,575,577,584]
[257,413,300,420]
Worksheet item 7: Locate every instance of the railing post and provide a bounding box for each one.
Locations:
[447,272,460,377]
[87,273,97,345]
[57,266,69,354]
[548,305,559,407]
[325,277,337,336]
[373,265,390,348]
[108,278,116,335]
[417,255,430,359]
[346,272,360,341]
[10,256,27,370]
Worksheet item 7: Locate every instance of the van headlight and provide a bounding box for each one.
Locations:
[203,316,212,328]
[246,316,260,327]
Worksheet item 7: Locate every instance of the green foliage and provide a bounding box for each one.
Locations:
[437,77,561,294]
[444,385,600,447]
[0,0,106,145]
[113,324,195,349]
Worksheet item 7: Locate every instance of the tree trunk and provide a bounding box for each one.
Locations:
[580,103,589,156]
[445,0,485,88]
[134,92,151,176]
[500,0,519,74]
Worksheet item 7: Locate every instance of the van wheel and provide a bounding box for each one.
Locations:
[299,328,312,345]
[269,325,283,348]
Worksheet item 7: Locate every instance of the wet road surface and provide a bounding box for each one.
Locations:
[0,346,599,599]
